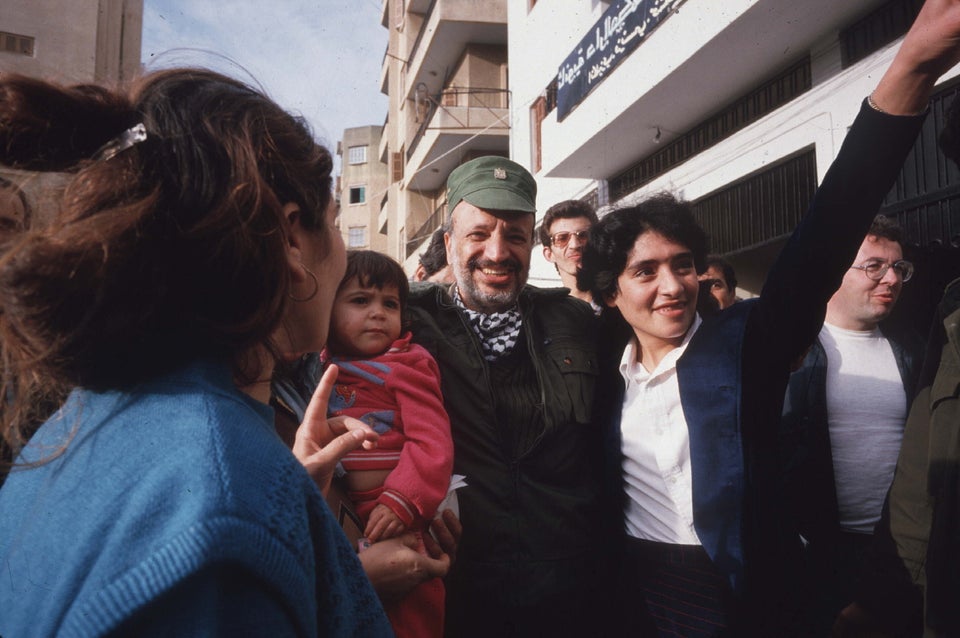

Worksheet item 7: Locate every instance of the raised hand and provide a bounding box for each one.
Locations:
[873,0,960,114]
[292,364,378,496]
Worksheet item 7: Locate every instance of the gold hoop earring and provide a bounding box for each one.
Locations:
[289,266,319,302]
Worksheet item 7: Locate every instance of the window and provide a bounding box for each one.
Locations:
[349,186,366,204]
[530,78,558,174]
[545,78,558,116]
[692,149,817,254]
[348,146,367,165]
[610,57,811,201]
[531,96,546,174]
[441,88,458,107]
[880,80,960,247]
[348,226,366,248]
[1,31,34,56]
[391,150,404,182]
[840,0,922,68]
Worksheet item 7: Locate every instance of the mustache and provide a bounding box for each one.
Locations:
[466,257,523,272]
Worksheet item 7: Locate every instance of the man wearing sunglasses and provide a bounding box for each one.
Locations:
[539,199,599,308]
[782,214,924,635]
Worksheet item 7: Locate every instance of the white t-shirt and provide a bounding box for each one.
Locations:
[821,322,906,533]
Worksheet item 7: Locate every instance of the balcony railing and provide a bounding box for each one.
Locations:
[406,200,447,258]
[407,87,510,161]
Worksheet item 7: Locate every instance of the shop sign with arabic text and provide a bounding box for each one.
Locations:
[556,0,683,121]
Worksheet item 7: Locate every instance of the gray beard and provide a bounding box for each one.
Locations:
[454,268,526,314]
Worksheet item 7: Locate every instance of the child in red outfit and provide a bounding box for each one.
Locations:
[327,250,453,638]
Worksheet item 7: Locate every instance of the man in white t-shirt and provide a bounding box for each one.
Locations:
[782,214,923,635]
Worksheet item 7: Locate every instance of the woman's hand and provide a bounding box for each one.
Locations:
[358,509,462,603]
[292,364,378,497]
[359,531,451,603]
[873,0,960,114]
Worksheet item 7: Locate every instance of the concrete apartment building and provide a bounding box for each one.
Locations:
[2,0,142,84]
[338,125,390,253]
[2,0,143,225]
[378,0,510,273]
[510,0,960,311]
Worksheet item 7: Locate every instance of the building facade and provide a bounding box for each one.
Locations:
[2,0,143,84]
[2,0,143,228]
[510,0,960,303]
[378,0,510,273]
[338,126,390,253]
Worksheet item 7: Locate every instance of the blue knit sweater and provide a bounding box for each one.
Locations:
[0,360,392,637]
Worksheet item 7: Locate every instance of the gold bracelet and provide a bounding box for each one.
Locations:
[866,94,885,114]
[866,93,930,117]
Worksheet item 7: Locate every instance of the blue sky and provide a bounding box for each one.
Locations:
[141,0,388,155]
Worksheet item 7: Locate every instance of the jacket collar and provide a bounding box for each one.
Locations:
[410,281,569,314]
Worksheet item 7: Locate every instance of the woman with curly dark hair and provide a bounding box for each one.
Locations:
[579,1,960,634]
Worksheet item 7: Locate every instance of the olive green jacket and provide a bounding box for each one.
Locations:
[406,283,603,622]
[863,277,960,636]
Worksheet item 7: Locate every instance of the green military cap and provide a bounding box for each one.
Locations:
[446,156,537,215]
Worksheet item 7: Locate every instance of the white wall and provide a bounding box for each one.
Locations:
[509,0,609,286]
[509,0,960,290]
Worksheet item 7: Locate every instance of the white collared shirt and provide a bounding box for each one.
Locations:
[618,314,702,545]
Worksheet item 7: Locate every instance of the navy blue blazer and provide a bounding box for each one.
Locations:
[596,102,928,622]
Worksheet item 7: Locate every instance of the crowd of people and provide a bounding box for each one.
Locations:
[1,1,960,636]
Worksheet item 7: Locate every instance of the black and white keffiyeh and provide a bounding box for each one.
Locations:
[454,290,522,361]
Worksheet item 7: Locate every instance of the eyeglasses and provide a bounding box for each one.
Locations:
[849,258,914,282]
[550,230,590,248]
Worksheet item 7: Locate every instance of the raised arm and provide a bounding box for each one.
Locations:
[756,0,960,364]
[871,0,960,114]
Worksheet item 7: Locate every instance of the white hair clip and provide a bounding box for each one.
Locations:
[93,123,148,162]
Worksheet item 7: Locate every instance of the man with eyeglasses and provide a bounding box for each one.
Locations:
[539,199,599,309]
[782,214,924,635]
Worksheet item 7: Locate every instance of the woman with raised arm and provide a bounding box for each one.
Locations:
[580,1,960,635]
[0,69,392,636]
